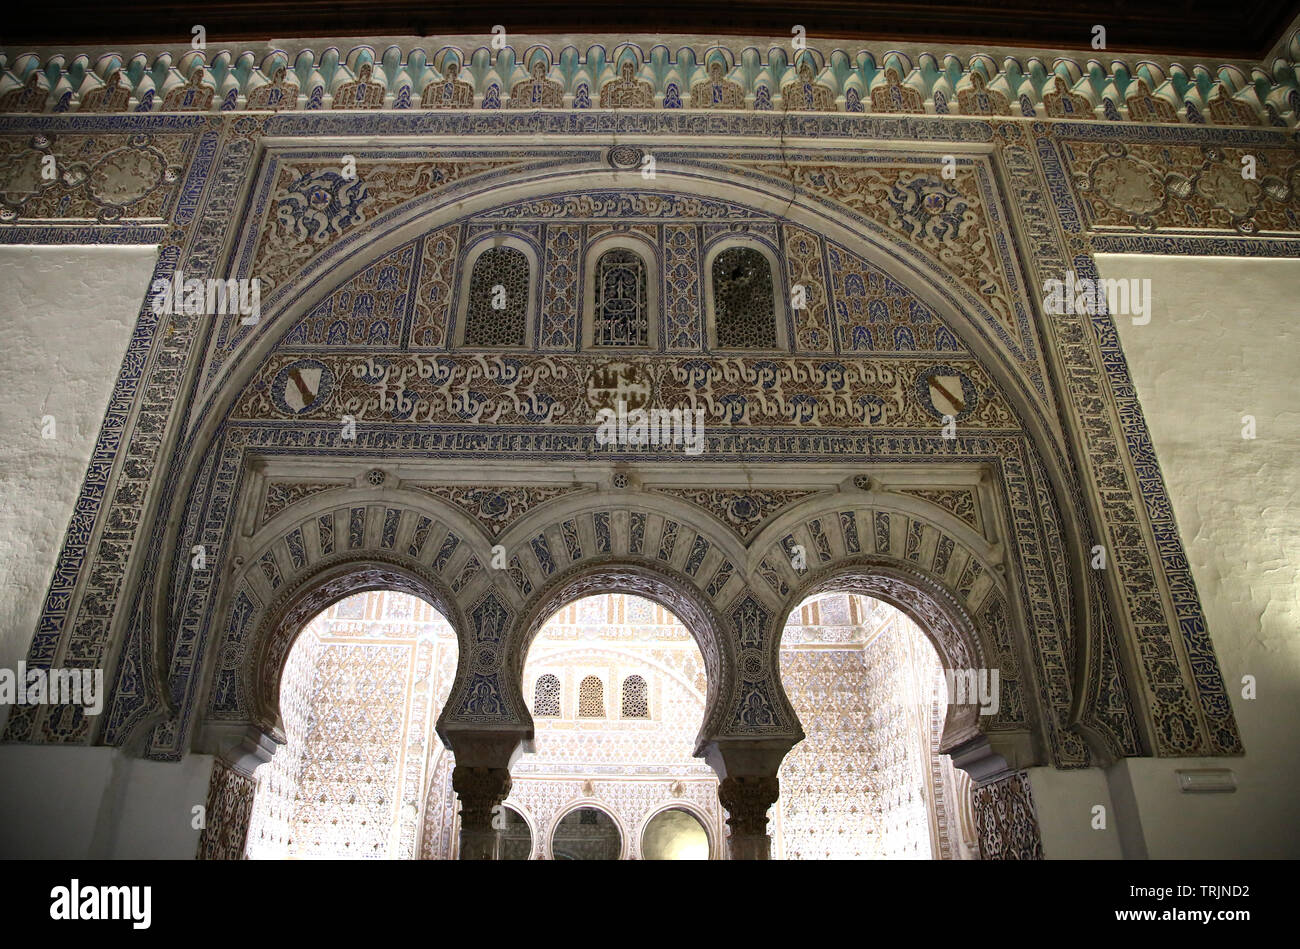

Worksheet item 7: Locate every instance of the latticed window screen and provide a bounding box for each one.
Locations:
[712,246,776,348]
[621,675,649,718]
[465,246,529,346]
[578,675,605,717]
[534,674,561,717]
[594,248,648,346]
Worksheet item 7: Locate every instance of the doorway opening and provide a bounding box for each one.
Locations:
[244,589,458,859]
[776,592,979,859]
[513,592,720,859]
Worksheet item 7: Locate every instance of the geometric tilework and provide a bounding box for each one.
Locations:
[9,38,1298,129]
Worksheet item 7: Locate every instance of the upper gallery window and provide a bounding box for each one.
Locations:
[621,675,649,718]
[578,675,606,717]
[711,246,776,349]
[594,249,649,347]
[534,673,561,717]
[464,246,529,347]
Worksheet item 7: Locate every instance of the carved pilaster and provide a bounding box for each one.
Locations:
[970,770,1044,859]
[718,775,780,860]
[196,758,258,860]
[452,765,513,860]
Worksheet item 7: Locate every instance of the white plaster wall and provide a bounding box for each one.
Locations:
[0,745,212,858]
[0,246,157,736]
[107,752,215,859]
[0,744,110,858]
[1027,766,1123,858]
[1095,254,1300,858]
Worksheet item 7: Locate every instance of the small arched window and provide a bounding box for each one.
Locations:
[578,675,605,717]
[534,673,561,717]
[621,675,649,718]
[465,246,529,347]
[594,249,648,347]
[712,247,776,349]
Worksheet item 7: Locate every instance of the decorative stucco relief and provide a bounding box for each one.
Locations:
[0,104,1254,774]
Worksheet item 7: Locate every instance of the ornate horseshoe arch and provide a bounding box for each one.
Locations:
[474,556,740,754]
[190,489,472,752]
[753,487,1046,769]
[784,560,1026,770]
[6,31,1282,863]
[122,150,1138,774]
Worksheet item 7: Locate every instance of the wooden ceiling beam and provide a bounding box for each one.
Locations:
[2,0,1294,60]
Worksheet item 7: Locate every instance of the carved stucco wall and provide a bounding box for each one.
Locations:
[7,33,1300,127]
[3,44,1296,855]
[247,589,961,859]
[245,589,453,859]
[7,247,1289,856]
[1,122,1228,774]
[135,164,1084,775]
[776,593,961,859]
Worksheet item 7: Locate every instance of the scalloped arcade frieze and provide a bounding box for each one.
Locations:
[650,487,822,542]
[7,37,1297,128]
[412,484,586,538]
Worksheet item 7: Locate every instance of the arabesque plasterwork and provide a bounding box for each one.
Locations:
[5,36,1284,860]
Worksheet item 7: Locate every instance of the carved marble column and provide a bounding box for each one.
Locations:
[452,765,513,860]
[718,774,780,860]
[704,738,794,860]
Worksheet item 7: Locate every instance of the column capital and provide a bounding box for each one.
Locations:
[718,774,781,860]
[702,737,794,860]
[452,765,513,860]
[452,765,513,825]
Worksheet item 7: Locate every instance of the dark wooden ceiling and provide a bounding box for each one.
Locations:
[2,1,1297,59]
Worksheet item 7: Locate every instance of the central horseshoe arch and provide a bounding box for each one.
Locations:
[502,559,741,755]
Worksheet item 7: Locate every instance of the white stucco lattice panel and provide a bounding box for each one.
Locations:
[778,600,954,859]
